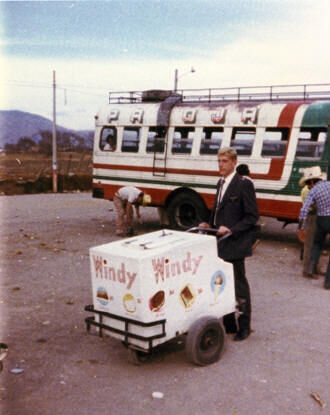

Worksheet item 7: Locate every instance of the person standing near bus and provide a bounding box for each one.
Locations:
[200,147,259,341]
[113,186,151,237]
[236,163,251,180]
[298,166,326,278]
[299,177,330,289]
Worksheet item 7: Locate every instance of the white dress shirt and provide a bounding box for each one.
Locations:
[220,170,236,201]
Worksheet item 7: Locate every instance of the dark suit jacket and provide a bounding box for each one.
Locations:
[209,173,259,261]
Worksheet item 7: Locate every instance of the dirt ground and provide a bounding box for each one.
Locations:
[0,152,92,195]
[0,193,329,415]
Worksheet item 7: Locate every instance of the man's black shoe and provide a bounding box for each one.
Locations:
[233,328,250,341]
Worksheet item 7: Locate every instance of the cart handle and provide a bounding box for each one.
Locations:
[187,227,231,240]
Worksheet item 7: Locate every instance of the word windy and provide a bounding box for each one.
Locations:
[92,256,136,290]
[152,251,203,284]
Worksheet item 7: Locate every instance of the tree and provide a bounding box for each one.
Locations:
[4,143,16,153]
[16,137,35,152]
[38,131,52,156]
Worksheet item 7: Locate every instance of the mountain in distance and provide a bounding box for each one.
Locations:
[0,110,93,148]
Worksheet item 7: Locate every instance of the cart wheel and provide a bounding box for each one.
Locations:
[128,348,151,365]
[185,316,224,366]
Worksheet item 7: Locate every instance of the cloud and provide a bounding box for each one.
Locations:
[1,1,329,130]
[203,2,330,86]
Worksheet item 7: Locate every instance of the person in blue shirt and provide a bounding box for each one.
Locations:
[298,166,326,277]
[299,178,330,289]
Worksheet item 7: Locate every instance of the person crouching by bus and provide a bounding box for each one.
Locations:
[113,186,151,237]
[199,148,259,341]
[298,166,326,278]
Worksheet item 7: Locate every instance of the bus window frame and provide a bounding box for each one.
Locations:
[295,127,327,160]
[200,127,224,155]
[230,127,255,156]
[99,126,118,152]
[121,126,141,153]
[261,127,290,158]
[146,126,167,154]
[171,126,195,155]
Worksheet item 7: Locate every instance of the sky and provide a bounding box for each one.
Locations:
[1,0,330,131]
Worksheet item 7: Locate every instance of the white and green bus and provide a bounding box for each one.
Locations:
[92,83,329,229]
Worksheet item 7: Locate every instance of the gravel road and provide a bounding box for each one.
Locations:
[0,193,329,415]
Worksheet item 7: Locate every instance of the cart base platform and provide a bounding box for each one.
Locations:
[84,304,166,352]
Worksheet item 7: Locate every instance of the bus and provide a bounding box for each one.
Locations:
[92,83,330,229]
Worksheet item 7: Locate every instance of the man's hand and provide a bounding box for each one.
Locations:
[217,225,232,236]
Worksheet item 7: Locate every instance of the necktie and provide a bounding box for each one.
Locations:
[214,178,225,226]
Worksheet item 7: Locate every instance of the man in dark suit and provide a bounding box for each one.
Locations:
[200,147,259,341]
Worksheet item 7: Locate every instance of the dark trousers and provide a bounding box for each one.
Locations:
[310,216,330,267]
[310,216,330,288]
[223,259,251,331]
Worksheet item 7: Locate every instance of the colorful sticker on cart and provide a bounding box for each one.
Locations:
[96,286,110,306]
[149,290,165,312]
[123,293,136,313]
[179,284,195,309]
[211,270,226,301]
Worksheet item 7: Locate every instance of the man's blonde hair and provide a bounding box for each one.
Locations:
[218,147,237,160]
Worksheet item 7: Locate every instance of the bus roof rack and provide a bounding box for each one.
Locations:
[108,83,330,104]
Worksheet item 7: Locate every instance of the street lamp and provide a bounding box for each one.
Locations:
[174,67,196,92]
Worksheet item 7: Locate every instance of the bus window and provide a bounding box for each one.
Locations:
[121,127,140,153]
[146,126,167,153]
[261,128,289,157]
[231,127,255,156]
[296,128,327,159]
[200,127,223,155]
[100,127,117,151]
[171,127,194,154]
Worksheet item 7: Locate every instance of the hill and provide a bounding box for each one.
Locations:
[0,110,93,148]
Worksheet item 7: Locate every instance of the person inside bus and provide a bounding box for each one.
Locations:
[298,166,326,278]
[199,147,259,341]
[103,133,117,151]
[113,186,151,237]
[299,169,329,288]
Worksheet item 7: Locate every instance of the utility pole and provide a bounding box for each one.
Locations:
[52,70,58,193]
[174,67,195,92]
[174,69,178,92]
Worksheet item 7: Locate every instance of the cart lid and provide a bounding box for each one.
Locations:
[122,229,188,250]
[90,229,215,258]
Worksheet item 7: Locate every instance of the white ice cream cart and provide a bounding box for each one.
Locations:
[85,229,236,365]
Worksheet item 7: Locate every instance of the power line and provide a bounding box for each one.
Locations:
[1,79,107,97]
[2,79,108,91]
[58,87,106,97]
[1,80,52,89]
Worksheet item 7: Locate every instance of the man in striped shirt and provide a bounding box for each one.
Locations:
[299,179,330,289]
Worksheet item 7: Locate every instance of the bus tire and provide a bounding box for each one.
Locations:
[168,192,209,230]
[185,316,224,366]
